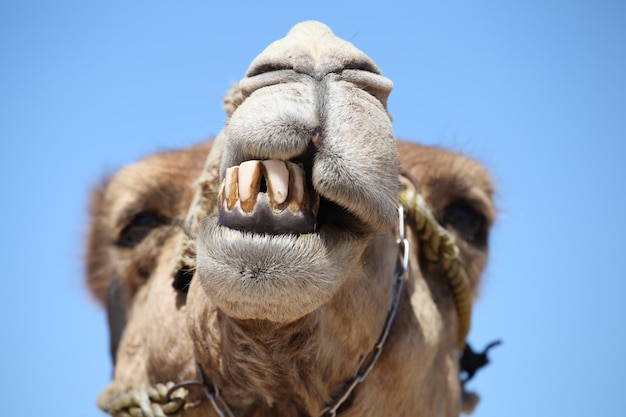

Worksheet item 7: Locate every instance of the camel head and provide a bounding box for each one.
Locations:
[195,21,398,323]
[88,21,496,417]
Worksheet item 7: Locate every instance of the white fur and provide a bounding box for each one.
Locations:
[197,215,370,322]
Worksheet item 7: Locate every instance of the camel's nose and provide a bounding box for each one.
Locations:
[245,20,382,81]
[238,21,393,112]
[219,21,398,233]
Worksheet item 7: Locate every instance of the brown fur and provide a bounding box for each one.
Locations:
[86,21,496,417]
[87,142,212,389]
[87,140,494,416]
[397,141,495,296]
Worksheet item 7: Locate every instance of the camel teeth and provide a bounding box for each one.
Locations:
[311,193,320,218]
[286,162,305,210]
[238,160,262,212]
[222,159,312,216]
[261,160,289,205]
[224,166,239,210]
[218,180,224,207]
[218,159,318,234]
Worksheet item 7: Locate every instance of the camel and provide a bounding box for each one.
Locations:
[86,21,496,417]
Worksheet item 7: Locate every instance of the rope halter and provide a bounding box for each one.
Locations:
[399,185,472,350]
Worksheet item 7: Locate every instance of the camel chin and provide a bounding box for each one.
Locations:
[197,217,369,323]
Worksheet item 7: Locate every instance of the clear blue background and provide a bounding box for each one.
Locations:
[1,2,625,416]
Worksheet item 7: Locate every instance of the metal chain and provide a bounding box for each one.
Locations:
[319,205,410,417]
[99,192,473,417]
[194,364,236,417]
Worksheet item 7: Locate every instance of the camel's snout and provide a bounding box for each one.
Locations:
[217,159,319,234]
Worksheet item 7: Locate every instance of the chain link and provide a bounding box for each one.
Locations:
[320,205,410,417]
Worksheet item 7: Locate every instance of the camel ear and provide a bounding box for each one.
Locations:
[86,180,113,304]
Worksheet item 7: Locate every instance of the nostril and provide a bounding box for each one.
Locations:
[247,63,293,78]
[342,59,381,75]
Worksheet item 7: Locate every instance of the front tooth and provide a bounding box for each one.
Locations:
[286,162,305,210]
[238,160,262,212]
[261,160,289,205]
[224,166,239,210]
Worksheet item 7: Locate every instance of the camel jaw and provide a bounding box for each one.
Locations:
[203,157,381,323]
[197,216,369,323]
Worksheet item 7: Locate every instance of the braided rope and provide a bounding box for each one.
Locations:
[171,84,244,279]
[399,187,472,350]
[97,382,189,417]
[99,137,230,417]
[171,130,227,282]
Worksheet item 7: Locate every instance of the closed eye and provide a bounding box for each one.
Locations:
[442,201,487,246]
[115,211,169,248]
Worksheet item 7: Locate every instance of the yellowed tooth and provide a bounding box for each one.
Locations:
[238,160,262,212]
[262,160,289,205]
[311,193,321,218]
[224,166,239,210]
[286,162,305,211]
[218,179,225,208]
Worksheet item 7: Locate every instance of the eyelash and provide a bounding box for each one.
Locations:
[115,211,169,248]
[441,201,487,246]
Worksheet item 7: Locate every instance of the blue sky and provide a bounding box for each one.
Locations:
[1,2,625,416]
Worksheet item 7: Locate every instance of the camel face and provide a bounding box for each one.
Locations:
[88,21,497,417]
[197,21,400,323]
